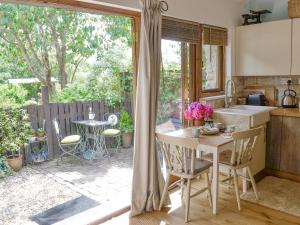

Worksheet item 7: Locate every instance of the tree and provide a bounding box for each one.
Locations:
[0,3,103,92]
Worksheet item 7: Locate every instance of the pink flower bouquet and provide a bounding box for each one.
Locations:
[184,102,214,121]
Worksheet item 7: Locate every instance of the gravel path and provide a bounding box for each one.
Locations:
[0,167,80,225]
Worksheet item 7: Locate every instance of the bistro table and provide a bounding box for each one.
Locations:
[72,120,111,160]
[165,128,234,215]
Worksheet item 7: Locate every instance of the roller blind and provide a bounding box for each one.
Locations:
[162,16,202,44]
[203,25,228,46]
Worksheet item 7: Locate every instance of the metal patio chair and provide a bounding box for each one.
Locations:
[102,113,121,154]
[53,118,82,165]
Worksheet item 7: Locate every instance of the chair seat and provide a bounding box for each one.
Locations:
[102,129,121,136]
[187,158,212,175]
[61,135,81,145]
[202,150,235,166]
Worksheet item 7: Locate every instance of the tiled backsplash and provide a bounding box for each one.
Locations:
[233,76,300,107]
[200,76,300,108]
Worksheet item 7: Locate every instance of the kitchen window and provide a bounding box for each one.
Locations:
[201,25,227,97]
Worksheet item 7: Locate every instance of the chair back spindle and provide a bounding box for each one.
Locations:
[156,133,199,176]
[230,127,262,166]
[53,118,62,142]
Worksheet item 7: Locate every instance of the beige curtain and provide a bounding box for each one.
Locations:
[131,0,169,216]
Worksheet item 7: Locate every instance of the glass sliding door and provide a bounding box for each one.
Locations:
[156,39,192,133]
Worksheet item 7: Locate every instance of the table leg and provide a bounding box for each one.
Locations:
[212,150,219,215]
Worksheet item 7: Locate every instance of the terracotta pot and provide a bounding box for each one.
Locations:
[122,132,132,148]
[7,154,23,172]
[194,119,204,126]
[36,132,45,138]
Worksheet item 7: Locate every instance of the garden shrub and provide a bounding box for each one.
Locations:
[0,84,28,107]
[0,107,33,156]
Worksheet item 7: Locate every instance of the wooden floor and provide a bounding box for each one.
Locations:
[102,179,300,225]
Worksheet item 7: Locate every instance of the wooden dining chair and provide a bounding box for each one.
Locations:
[156,133,212,222]
[204,127,262,211]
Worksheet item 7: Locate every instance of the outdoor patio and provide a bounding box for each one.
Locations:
[0,148,133,225]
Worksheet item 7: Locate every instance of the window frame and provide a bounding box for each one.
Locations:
[200,45,225,98]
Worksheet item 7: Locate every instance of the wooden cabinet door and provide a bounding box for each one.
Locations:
[266,116,282,170]
[236,20,292,76]
[280,117,300,174]
[292,18,300,75]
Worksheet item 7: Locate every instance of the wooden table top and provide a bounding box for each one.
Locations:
[165,128,233,148]
[271,108,300,118]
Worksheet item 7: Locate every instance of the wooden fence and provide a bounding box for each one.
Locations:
[24,100,132,159]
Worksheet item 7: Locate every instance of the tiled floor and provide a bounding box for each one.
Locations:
[0,148,133,225]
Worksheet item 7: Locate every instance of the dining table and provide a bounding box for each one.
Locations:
[72,120,111,160]
[165,128,234,215]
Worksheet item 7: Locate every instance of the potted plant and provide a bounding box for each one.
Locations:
[35,128,46,139]
[0,107,33,171]
[119,108,134,148]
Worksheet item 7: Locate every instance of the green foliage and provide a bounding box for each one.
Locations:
[52,72,132,107]
[157,67,181,124]
[119,108,133,133]
[100,16,133,47]
[0,3,134,106]
[0,107,33,156]
[0,3,105,88]
[0,84,28,107]
[0,156,13,178]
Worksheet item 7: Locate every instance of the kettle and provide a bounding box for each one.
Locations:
[282,80,297,108]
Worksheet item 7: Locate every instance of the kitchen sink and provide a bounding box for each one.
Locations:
[214,105,277,127]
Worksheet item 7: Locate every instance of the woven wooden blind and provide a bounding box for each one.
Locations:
[162,16,202,44]
[203,25,228,46]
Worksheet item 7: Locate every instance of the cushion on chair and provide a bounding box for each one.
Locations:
[202,150,235,166]
[61,135,81,144]
[102,129,121,136]
[187,159,213,175]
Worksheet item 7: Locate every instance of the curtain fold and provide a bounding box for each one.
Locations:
[131,0,169,216]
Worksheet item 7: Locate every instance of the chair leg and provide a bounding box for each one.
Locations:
[232,169,241,211]
[181,178,185,203]
[159,174,170,210]
[102,137,110,158]
[205,172,212,207]
[209,167,213,185]
[228,168,233,186]
[247,166,259,200]
[116,135,121,152]
[185,179,192,223]
[57,157,61,166]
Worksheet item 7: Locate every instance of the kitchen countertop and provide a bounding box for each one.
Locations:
[270,108,300,118]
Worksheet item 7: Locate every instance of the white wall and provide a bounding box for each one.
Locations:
[95,0,244,77]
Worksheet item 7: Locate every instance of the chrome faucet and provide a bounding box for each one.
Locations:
[225,79,236,108]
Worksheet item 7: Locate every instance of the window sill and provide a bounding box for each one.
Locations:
[200,95,225,101]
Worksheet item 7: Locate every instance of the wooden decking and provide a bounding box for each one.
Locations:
[102,180,300,225]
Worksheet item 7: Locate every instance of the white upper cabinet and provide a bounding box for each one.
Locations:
[292,18,300,75]
[236,20,292,76]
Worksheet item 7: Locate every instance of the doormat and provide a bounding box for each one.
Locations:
[31,195,99,225]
